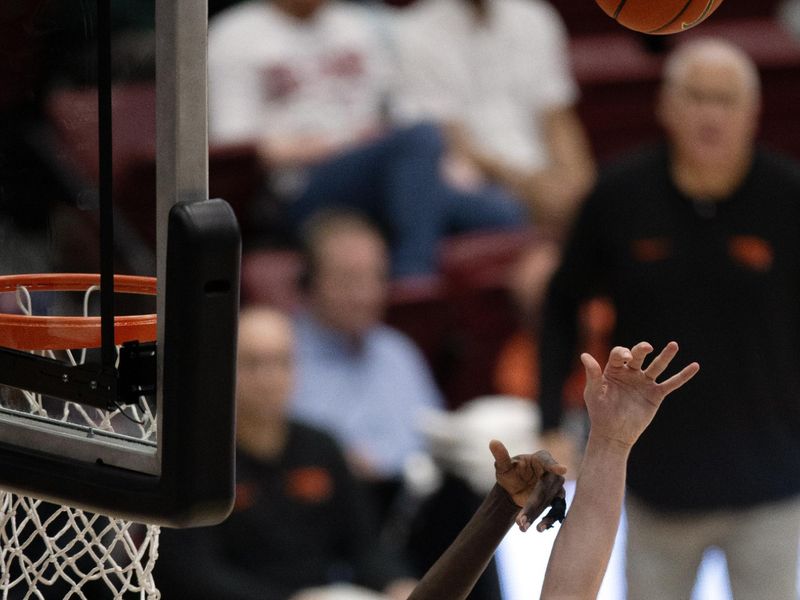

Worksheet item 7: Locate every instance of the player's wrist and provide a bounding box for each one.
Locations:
[490,482,522,509]
[586,430,634,457]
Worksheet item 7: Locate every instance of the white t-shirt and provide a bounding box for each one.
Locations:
[392,0,578,172]
[208,1,390,147]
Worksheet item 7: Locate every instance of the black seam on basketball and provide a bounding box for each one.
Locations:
[647,0,693,34]
[613,0,629,20]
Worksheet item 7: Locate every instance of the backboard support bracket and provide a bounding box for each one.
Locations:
[0,347,117,410]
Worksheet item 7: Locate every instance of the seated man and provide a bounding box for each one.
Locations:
[290,210,444,519]
[154,307,416,600]
[409,341,699,599]
[208,0,526,276]
[393,0,596,231]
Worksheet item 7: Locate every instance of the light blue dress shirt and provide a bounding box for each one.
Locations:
[290,312,444,478]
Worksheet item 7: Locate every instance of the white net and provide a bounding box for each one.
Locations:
[0,284,161,599]
[0,496,160,600]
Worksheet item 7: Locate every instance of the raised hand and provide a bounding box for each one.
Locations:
[581,341,700,449]
[489,440,567,533]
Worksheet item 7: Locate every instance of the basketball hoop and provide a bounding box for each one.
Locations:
[0,273,156,351]
[0,273,161,599]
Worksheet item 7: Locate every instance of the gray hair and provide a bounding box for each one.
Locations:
[662,38,761,98]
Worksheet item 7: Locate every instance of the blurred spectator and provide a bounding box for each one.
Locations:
[392,0,596,231]
[155,307,416,600]
[289,210,443,519]
[539,38,800,599]
[207,0,526,276]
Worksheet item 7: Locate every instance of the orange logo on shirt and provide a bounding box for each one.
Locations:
[728,236,774,272]
[631,237,673,262]
[285,467,334,504]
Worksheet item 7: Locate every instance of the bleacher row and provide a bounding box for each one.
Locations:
[42,0,800,406]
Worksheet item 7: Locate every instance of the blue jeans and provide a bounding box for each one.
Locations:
[287,123,526,277]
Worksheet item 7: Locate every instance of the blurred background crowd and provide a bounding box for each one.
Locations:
[2,0,800,598]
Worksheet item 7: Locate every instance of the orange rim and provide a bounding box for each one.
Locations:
[0,274,157,351]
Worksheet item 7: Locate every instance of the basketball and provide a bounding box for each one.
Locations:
[595,0,725,35]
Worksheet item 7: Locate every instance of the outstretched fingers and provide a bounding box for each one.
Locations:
[643,341,679,380]
[658,361,700,396]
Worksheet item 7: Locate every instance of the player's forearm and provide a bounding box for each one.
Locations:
[408,484,518,600]
[540,434,629,599]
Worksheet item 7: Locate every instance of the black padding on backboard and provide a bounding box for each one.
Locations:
[0,198,240,527]
[159,198,240,526]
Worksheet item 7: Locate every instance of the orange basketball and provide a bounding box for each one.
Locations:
[595,0,725,35]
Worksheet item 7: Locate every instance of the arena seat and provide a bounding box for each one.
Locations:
[114,143,265,246]
[385,275,452,376]
[439,228,540,288]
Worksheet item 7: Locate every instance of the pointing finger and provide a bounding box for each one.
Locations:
[490,439,514,474]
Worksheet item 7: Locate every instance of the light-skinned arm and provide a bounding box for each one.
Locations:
[540,341,699,599]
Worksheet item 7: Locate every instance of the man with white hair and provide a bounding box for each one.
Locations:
[538,39,800,598]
